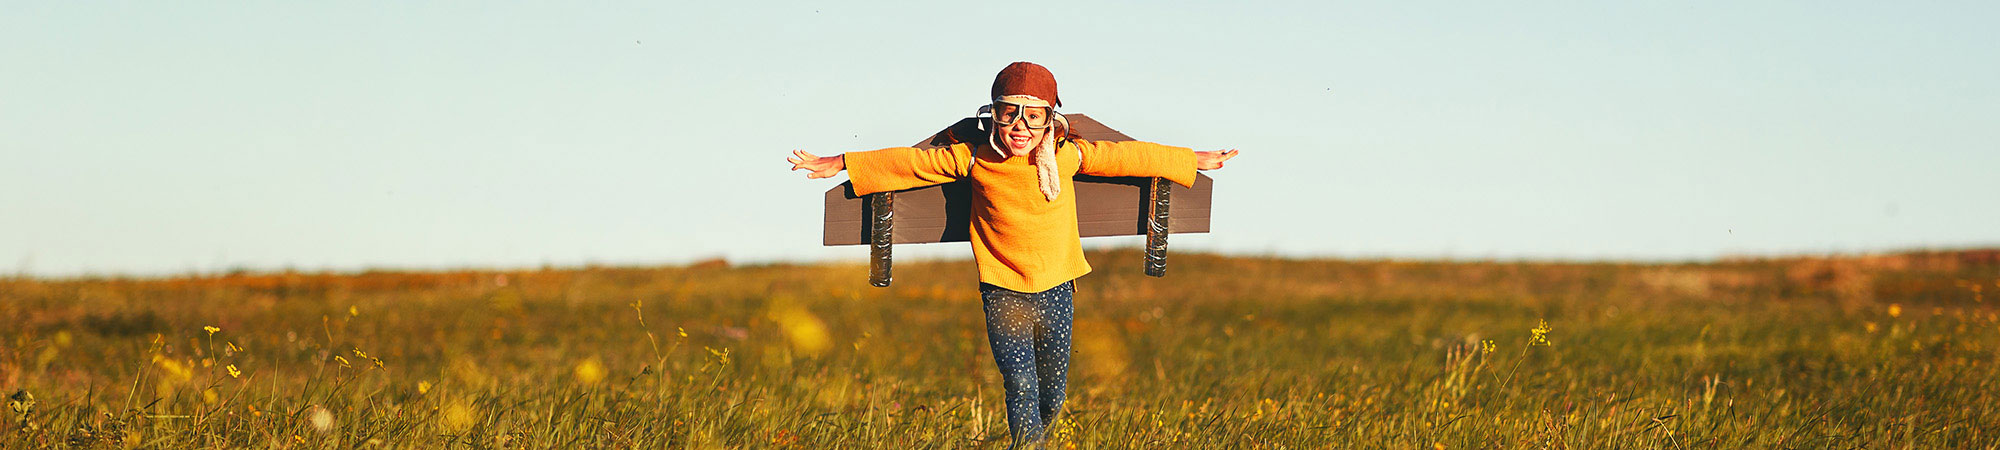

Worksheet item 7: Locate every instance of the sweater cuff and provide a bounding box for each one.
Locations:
[843,149,899,195]
[1163,147,1198,188]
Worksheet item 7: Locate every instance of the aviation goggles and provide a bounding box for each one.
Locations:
[983,100,1056,129]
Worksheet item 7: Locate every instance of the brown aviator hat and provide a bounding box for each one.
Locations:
[991,62,1061,107]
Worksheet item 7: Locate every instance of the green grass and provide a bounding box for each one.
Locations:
[4,250,1998,448]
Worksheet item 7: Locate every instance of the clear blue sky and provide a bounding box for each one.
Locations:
[4,1,1996,277]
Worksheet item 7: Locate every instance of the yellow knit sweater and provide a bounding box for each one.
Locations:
[846,139,1197,292]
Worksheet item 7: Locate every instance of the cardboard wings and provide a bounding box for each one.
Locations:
[822,114,1212,286]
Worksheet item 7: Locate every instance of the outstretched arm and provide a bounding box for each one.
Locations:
[1077,140,1242,186]
[788,150,845,179]
[787,144,975,195]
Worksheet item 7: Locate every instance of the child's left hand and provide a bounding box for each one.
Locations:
[1196,149,1240,170]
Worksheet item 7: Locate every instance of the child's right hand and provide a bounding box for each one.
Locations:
[788,150,846,179]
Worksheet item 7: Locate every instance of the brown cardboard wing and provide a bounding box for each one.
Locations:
[822,113,1212,246]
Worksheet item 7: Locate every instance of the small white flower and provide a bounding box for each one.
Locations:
[308,405,335,432]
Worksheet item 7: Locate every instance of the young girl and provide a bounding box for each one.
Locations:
[787,62,1238,448]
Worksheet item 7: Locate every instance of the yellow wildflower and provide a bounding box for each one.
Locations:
[204,326,220,335]
[574,358,607,384]
[441,399,478,433]
[226,364,241,379]
[1530,320,1553,346]
[768,303,832,356]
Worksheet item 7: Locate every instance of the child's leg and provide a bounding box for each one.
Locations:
[981,283,1047,446]
[1031,281,1075,428]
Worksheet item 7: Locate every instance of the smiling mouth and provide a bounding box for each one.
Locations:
[1007,134,1033,148]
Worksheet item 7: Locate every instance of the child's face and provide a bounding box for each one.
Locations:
[992,103,1049,153]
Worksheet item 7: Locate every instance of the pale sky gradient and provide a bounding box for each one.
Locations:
[4,2,1997,277]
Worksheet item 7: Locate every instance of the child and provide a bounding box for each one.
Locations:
[787,62,1238,448]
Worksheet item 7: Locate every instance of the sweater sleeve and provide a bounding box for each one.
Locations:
[1073,139,1199,187]
[843,143,975,195]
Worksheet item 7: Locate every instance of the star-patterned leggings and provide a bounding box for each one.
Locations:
[980,280,1075,449]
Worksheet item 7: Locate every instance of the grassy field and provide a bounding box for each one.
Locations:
[4,249,1998,448]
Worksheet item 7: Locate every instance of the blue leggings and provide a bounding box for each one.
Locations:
[980,280,1075,448]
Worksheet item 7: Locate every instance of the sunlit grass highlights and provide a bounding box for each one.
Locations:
[1,249,1997,447]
